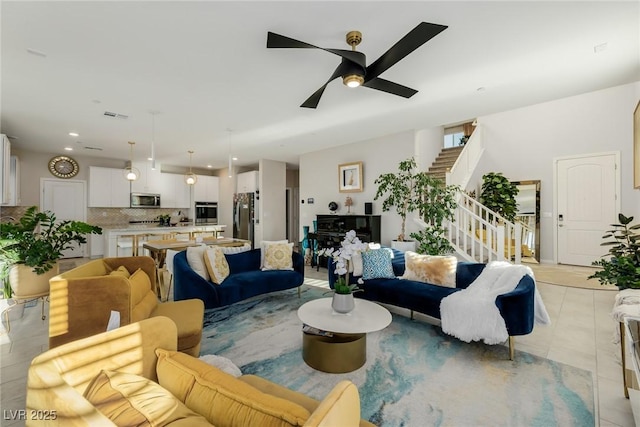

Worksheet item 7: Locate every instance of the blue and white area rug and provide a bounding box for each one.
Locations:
[201,286,594,426]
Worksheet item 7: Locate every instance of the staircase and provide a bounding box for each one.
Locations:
[426,146,464,182]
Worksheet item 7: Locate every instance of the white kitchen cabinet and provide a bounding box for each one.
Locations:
[1,134,11,205]
[131,161,162,194]
[89,234,104,258]
[236,170,258,193]
[194,175,219,202]
[160,173,191,209]
[89,167,130,207]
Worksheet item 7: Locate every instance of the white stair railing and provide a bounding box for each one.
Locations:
[447,192,522,264]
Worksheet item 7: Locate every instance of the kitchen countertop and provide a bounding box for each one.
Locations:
[102,224,226,233]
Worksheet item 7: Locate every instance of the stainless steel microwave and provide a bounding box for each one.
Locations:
[131,193,161,208]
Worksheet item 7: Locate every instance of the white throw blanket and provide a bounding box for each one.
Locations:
[441,261,550,345]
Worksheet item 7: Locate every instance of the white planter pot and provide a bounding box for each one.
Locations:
[391,240,416,252]
[332,293,355,314]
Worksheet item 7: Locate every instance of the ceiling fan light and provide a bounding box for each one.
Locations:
[343,74,364,88]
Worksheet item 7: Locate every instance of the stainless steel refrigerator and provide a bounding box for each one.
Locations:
[233,192,255,247]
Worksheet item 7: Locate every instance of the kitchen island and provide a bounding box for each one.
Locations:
[98,224,227,257]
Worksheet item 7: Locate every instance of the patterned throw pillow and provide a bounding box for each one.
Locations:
[260,240,288,268]
[401,251,457,288]
[204,247,230,285]
[262,241,294,271]
[362,248,395,280]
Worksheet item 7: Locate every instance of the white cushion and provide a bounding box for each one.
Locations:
[186,245,210,281]
[219,243,252,255]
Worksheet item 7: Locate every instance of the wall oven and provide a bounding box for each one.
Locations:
[130,193,161,208]
[195,201,218,224]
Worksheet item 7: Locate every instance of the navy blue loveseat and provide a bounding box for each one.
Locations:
[328,248,535,359]
[174,248,304,309]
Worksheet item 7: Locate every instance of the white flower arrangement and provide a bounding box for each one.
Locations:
[319,230,367,293]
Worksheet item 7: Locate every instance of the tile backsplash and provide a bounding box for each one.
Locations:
[0,206,190,227]
[87,208,190,226]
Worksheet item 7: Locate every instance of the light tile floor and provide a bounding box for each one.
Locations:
[0,263,634,426]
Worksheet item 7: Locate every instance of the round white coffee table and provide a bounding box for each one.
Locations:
[297,298,392,373]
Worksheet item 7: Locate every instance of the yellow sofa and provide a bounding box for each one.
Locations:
[48,256,204,356]
[27,316,372,427]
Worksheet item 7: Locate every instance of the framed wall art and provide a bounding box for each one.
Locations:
[338,161,363,193]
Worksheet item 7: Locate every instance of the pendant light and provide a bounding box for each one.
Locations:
[150,111,158,170]
[185,150,197,185]
[123,141,140,181]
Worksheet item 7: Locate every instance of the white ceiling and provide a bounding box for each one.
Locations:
[2,1,638,171]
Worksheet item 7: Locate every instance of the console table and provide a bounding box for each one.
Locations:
[315,214,381,268]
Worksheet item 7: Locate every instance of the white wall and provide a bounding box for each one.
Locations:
[300,130,420,245]
[473,81,640,262]
[257,159,286,243]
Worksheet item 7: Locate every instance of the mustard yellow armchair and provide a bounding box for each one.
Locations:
[48,256,203,356]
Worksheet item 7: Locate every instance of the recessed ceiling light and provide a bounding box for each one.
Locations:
[232,157,238,161]
[206,165,213,168]
[69,132,79,137]
[64,147,73,151]
[147,157,153,161]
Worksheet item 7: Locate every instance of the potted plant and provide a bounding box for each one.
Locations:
[375,158,459,251]
[589,213,640,289]
[319,230,366,313]
[479,172,519,222]
[409,177,459,255]
[0,206,102,298]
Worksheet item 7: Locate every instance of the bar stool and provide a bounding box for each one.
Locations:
[116,234,140,257]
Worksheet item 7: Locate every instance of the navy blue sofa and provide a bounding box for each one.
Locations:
[328,248,535,359]
[174,248,305,309]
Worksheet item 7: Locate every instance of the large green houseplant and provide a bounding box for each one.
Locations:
[479,172,519,222]
[409,177,459,255]
[0,206,102,298]
[374,158,434,242]
[589,213,640,289]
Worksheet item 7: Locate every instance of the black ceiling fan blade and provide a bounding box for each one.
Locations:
[267,32,320,49]
[362,77,417,98]
[301,62,350,109]
[267,32,367,68]
[365,22,448,81]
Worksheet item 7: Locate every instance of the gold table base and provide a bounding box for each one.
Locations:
[302,332,366,373]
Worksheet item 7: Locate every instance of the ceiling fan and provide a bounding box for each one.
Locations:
[266,22,447,109]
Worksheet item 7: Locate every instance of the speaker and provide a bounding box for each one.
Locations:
[364,202,372,215]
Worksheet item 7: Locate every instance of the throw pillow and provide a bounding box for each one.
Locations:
[401,251,457,288]
[155,349,310,427]
[109,265,131,278]
[186,245,210,281]
[129,268,157,322]
[260,240,288,268]
[362,249,395,280]
[203,247,230,285]
[219,243,252,255]
[262,241,294,271]
[83,370,210,426]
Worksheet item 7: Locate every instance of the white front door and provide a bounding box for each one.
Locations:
[556,153,619,266]
[41,179,87,258]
